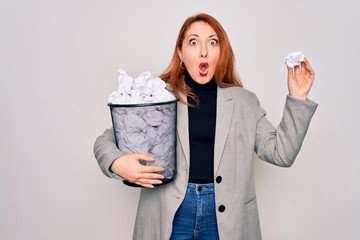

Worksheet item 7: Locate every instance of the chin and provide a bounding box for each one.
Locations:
[196,78,212,84]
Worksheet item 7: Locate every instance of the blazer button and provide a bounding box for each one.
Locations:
[216,176,222,183]
[218,205,226,212]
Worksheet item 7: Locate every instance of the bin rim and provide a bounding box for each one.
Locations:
[107,98,178,108]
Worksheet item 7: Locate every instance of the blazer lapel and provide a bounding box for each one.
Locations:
[176,92,190,167]
[176,88,234,173]
[214,88,234,173]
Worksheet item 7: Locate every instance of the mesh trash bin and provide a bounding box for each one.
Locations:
[108,99,178,187]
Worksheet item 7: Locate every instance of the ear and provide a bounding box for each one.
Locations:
[177,47,182,61]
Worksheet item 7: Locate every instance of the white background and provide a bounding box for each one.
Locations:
[1,0,359,239]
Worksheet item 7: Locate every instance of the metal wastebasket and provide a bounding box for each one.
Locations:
[108,99,178,187]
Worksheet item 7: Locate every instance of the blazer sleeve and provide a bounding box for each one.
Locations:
[254,95,318,167]
[93,128,128,178]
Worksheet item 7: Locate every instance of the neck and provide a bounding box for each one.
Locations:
[184,71,216,90]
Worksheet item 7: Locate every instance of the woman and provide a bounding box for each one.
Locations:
[94,13,318,240]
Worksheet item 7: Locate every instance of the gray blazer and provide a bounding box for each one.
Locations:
[94,86,318,240]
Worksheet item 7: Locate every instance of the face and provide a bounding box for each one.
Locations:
[178,21,220,84]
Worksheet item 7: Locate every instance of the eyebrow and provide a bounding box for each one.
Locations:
[186,34,218,38]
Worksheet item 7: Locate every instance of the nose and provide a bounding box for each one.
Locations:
[200,44,208,58]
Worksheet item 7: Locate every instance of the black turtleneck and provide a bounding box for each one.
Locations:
[185,71,217,183]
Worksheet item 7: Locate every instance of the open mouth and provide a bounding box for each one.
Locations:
[199,62,209,76]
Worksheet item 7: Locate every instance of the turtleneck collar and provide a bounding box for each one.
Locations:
[184,70,217,91]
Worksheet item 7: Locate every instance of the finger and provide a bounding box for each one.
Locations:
[141,172,165,180]
[287,64,294,80]
[135,182,155,188]
[135,178,163,188]
[141,165,165,173]
[303,58,311,68]
[132,153,155,162]
[139,178,163,185]
[130,178,159,188]
[302,58,315,77]
[294,64,301,76]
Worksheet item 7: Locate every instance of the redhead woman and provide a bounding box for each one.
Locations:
[94,13,318,240]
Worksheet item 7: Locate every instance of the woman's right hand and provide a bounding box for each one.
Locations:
[110,153,165,188]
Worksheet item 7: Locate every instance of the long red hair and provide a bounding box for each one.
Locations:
[160,13,243,105]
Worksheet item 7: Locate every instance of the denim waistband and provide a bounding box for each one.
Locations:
[187,183,214,195]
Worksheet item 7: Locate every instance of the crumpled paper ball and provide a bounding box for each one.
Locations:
[108,69,176,104]
[285,51,305,68]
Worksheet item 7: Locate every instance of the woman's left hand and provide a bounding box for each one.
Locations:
[287,58,315,100]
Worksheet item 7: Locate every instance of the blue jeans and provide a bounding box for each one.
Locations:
[170,183,219,240]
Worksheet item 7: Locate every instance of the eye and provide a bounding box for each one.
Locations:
[189,39,198,46]
[210,39,219,46]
